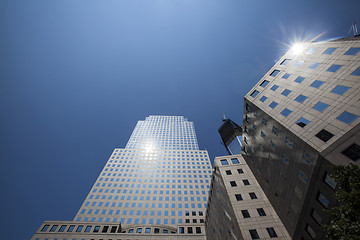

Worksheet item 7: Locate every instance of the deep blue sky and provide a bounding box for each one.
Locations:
[1,0,359,239]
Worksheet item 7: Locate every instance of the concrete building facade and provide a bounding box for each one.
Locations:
[241,37,360,239]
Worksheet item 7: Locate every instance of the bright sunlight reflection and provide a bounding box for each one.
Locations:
[290,43,305,55]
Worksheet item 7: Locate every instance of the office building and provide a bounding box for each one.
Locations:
[241,37,360,239]
[32,115,212,240]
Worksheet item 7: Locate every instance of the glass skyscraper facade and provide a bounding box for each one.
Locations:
[73,115,212,226]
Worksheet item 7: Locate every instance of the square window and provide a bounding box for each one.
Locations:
[342,144,360,161]
[351,66,360,76]
[237,169,244,174]
[280,59,290,65]
[270,85,279,91]
[270,70,280,77]
[295,60,304,67]
[249,229,260,239]
[243,179,250,185]
[50,225,58,232]
[136,228,142,233]
[260,96,268,102]
[266,227,278,238]
[294,76,305,83]
[257,208,266,216]
[309,62,320,69]
[231,158,239,164]
[250,90,259,98]
[323,172,337,189]
[315,129,334,142]
[225,170,232,175]
[280,108,292,117]
[313,102,329,112]
[336,111,359,124]
[241,210,250,218]
[295,94,308,103]
[306,48,316,54]
[282,73,291,79]
[235,194,243,201]
[310,80,324,88]
[306,224,316,239]
[296,117,310,128]
[260,80,269,87]
[344,47,360,55]
[249,192,257,199]
[145,228,151,233]
[323,47,336,54]
[281,89,291,96]
[41,225,50,232]
[327,64,342,72]
[269,101,278,109]
[311,209,323,224]
[331,85,350,95]
[230,181,237,187]
[220,160,228,165]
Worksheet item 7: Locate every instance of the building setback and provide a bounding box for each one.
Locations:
[32,115,212,239]
[241,37,360,239]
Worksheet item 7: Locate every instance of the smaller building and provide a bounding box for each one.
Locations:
[205,154,290,240]
[218,118,243,155]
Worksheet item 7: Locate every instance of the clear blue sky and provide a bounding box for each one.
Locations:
[0,0,359,239]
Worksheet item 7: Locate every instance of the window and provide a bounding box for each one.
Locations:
[323,47,336,54]
[145,228,151,233]
[155,228,160,233]
[280,108,292,117]
[296,117,310,127]
[282,73,291,79]
[281,89,291,96]
[188,227,193,234]
[269,101,278,109]
[179,227,184,234]
[230,181,237,187]
[41,225,50,232]
[237,169,244,174]
[306,224,316,239]
[315,129,334,142]
[313,102,328,112]
[310,80,324,88]
[249,192,257,199]
[294,76,305,83]
[196,227,201,234]
[260,80,269,87]
[270,85,279,91]
[235,194,243,201]
[344,47,360,55]
[306,48,316,54]
[76,226,83,232]
[128,229,134,233]
[241,210,250,218]
[295,94,308,103]
[93,226,100,233]
[280,59,290,65]
[260,96,268,102]
[327,64,342,72]
[342,144,360,161]
[250,90,259,98]
[84,226,91,232]
[270,70,280,77]
[318,192,330,208]
[337,111,359,124]
[257,208,266,216]
[225,170,232,175]
[50,225,58,232]
[324,172,337,189]
[331,85,350,95]
[163,229,168,233]
[309,62,320,69]
[295,60,304,67]
[351,67,360,76]
[243,180,250,185]
[59,225,67,232]
[266,227,278,238]
[220,160,228,165]
[102,226,108,233]
[67,225,75,232]
[136,228,142,233]
[311,209,323,224]
[231,158,239,164]
[249,229,260,239]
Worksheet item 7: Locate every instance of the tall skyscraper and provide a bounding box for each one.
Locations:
[241,37,360,239]
[32,115,212,239]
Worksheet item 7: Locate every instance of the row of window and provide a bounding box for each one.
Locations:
[220,158,240,165]
[249,227,278,239]
[75,217,189,224]
[234,192,257,200]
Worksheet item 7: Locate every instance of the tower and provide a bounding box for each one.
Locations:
[32,115,212,239]
[241,37,360,239]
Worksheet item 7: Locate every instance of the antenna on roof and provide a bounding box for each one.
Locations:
[349,20,359,36]
[222,113,226,121]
